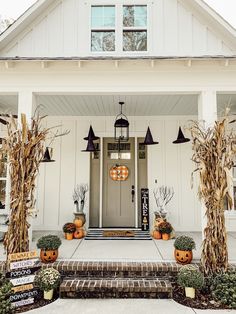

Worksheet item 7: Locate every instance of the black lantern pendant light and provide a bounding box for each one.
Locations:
[173,127,190,144]
[114,102,129,142]
[41,147,55,162]
[84,125,99,141]
[142,127,159,145]
[81,139,99,152]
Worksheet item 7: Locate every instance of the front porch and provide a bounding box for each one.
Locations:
[1,231,236,262]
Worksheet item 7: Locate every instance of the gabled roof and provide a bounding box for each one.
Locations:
[0,0,235,56]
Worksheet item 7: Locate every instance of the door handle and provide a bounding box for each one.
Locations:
[131,185,135,202]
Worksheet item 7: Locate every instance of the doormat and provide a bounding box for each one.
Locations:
[103,230,135,237]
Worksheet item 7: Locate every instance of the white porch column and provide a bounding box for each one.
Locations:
[18,91,37,249]
[198,90,217,239]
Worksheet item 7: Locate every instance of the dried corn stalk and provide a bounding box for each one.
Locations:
[0,113,49,255]
[190,118,236,275]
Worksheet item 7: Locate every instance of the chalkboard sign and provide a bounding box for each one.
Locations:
[141,188,149,231]
[7,250,41,308]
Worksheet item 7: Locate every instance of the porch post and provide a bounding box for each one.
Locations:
[18,91,37,249]
[198,90,217,240]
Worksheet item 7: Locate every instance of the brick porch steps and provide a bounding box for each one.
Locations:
[60,277,173,299]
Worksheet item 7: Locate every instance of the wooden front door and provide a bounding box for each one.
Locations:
[103,138,135,227]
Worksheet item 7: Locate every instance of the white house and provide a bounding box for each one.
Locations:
[0,0,235,235]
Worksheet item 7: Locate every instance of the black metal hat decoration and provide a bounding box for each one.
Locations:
[84,125,99,141]
[41,147,55,162]
[142,127,159,145]
[173,127,190,144]
[81,139,99,152]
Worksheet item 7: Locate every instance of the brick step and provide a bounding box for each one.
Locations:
[42,261,183,280]
[60,277,173,299]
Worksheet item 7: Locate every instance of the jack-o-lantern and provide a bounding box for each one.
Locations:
[74,229,85,239]
[40,249,58,263]
[174,249,193,265]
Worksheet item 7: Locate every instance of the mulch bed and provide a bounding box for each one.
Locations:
[173,283,229,310]
[13,291,59,313]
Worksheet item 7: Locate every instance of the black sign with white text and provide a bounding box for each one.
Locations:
[141,188,149,231]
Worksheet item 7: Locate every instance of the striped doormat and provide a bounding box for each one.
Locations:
[85,229,152,240]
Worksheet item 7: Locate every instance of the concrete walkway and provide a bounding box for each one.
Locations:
[1,231,236,261]
[27,299,236,314]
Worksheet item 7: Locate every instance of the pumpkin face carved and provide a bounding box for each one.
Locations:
[40,249,58,263]
[174,249,193,265]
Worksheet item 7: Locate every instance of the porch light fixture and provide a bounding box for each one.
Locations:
[142,127,159,145]
[81,139,99,152]
[114,102,129,142]
[84,125,99,141]
[41,147,55,162]
[172,127,190,144]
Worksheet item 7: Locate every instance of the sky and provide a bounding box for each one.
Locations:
[0,0,235,28]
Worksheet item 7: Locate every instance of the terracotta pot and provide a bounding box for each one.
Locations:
[162,233,169,240]
[44,289,54,300]
[174,249,193,265]
[66,233,73,240]
[153,230,162,239]
[74,229,85,239]
[40,249,58,264]
[185,287,195,299]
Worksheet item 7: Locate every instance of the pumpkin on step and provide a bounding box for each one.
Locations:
[74,229,85,239]
[74,218,83,228]
[40,249,58,263]
[152,230,162,239]
[173,236,196,265]
[37,235,62,264]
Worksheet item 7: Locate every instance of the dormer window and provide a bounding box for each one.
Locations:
[123,5,147,51]
[91,6,116,51]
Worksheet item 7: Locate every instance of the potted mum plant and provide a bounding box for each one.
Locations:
[35,268,61,300]
[63,223,76,240]
[37,235,62,264]
[174,235,196,265]
[158,221,173,240]
[177,265,204,299]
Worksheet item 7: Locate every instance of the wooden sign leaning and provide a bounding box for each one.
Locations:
[7,250,41,308]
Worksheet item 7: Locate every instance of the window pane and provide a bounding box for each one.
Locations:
[91,31,115,51]
[123,31,147,51]
[123,5,147,27]
[91,6,115,28]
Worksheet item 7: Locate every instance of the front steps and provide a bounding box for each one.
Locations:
[42,261,182,299]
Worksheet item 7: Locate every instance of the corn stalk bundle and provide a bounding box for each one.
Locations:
[190,118,236,275]
[0,113,49,255]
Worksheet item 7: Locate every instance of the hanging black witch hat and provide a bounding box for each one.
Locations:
[141,127,159,145]
[81,139,99,152]
[84,125,99,141]
[41,147,55,162]
[173,127,190,144]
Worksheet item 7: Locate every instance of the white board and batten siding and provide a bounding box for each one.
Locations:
[33,115,202,232]
[1,0,235,58]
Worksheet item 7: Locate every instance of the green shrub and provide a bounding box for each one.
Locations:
[211,271,236,309]
[35,268,61,292]
[0,273,13,314]
[37,235,62,250]
[177,265,204,289]
[63,223,76,233]
[174,236,196,251]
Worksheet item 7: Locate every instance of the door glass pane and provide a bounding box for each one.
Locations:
[91,31,115,51]
[91,6,115,28]
[123,5,147,27]
[123,31,147,51]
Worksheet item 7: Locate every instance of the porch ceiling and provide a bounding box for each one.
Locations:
[0,94,235,116]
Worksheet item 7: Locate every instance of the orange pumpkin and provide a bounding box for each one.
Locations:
[74,229,85,239]
[74,219,83,228]
[174,249,193,265]
[153,230,162,239]
[40,249,58,263]
[162,233,170,241]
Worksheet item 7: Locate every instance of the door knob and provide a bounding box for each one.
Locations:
[131,185,135,202]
